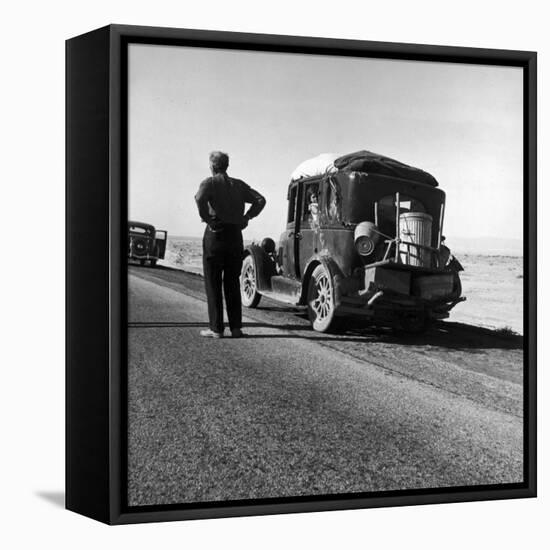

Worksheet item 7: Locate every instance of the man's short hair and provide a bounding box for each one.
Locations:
[209,151,229,174]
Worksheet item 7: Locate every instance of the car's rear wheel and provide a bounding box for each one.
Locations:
[307,264,337,332]
[139,259,146,266]
[150,259,157,267]
[240,255,261,308]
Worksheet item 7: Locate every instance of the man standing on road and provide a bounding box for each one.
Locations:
[195,151,266,338]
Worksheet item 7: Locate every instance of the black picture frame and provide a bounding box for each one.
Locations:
[66,24,537,525]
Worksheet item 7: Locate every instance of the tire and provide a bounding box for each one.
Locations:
[150,259,157,267]
[307,264,338,332]
[240,255,261,308]
[139,259,146,266]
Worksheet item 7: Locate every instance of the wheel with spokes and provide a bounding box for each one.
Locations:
[240,255,261,308]
[307,264,337,332]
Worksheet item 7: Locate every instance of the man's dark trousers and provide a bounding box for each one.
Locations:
[202,224,244,334]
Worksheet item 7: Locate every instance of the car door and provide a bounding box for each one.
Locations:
[298,181,320,277]
[154,230,167,259]
[281,183,302,279]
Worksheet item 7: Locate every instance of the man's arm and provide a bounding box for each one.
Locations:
[194,178,215,225]
[242,183,266,221]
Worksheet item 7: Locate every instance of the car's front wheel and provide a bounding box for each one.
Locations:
[307,264,338,332]
[240,255,261,308]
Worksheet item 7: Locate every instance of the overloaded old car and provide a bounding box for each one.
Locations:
[128,221,167,267]
[240,150,465,333]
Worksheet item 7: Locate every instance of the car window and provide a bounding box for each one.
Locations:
[287,185,297,224]
[326,178,341,223]
[129,226,148,234]
[302,183,320,223]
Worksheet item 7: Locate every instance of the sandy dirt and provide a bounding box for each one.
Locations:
[451,254,523,335]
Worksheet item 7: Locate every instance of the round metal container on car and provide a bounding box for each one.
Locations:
[399,212,432,267]
[354,221,380,256]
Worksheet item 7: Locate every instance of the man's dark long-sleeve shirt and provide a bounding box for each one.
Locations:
[195,173,266,227]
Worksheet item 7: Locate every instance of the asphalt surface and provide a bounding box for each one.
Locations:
[127,265,524,506]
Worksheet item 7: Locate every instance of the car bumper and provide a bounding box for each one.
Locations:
[335,264,464,319]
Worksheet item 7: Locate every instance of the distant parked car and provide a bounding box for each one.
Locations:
[128,221,167,267]
[240,151,464,333]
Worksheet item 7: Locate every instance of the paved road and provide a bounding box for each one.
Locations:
[127,265,524,506]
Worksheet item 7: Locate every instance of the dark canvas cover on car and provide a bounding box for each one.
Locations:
[334,150,439,187]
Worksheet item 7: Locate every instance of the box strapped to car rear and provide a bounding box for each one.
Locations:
[364,267,411,296]
[412,274,454,300]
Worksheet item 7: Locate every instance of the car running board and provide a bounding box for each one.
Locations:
[259,291,303,306]
[262,275,302,305]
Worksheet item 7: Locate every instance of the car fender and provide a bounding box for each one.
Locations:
[299,255,344,308]
[243,244,277,292]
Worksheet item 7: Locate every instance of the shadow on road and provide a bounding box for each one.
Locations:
[128,265,522,351]
[129,266,523,353]
[336,321,523,351]
[129,321,211,328]
[129,319,522,351]
[129,321,305,329]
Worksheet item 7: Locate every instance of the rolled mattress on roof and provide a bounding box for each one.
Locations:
[290,150,438,187]
[290,153,340,181]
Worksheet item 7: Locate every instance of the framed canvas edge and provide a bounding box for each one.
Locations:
[111,486,536,525]
[525,52,537,498]
[107,23,536,63]
[66,23,537,525]
[66,25,113,524]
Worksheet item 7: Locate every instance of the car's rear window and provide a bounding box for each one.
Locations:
[129,225,151,235]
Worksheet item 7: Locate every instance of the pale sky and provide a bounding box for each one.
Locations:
[128,44,523,243]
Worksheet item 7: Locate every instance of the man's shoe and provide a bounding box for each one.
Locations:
[230,329,244,338]
[200,329,223,338]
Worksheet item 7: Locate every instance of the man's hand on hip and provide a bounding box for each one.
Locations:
[209,218,224,232]
[241,214,250,230]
